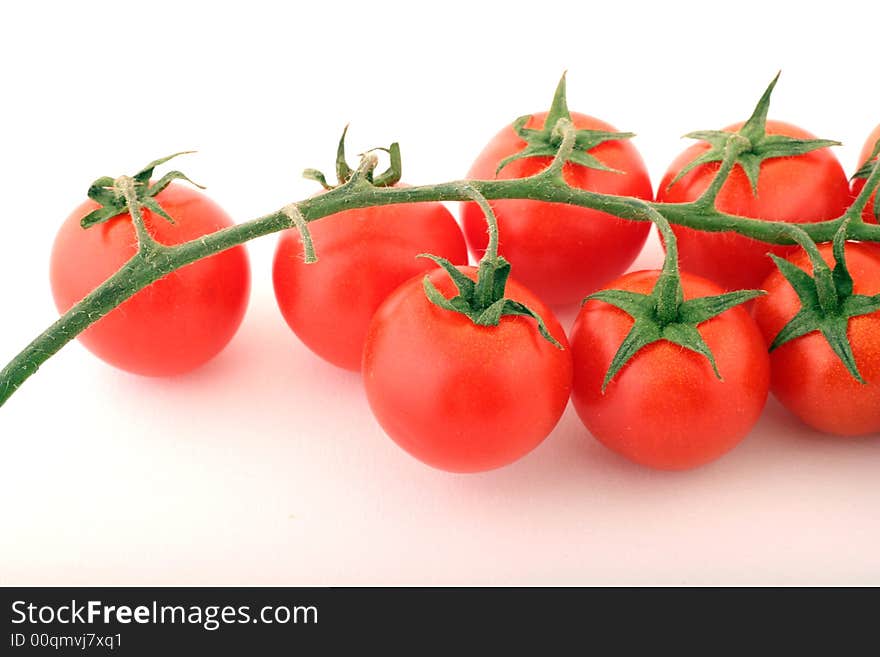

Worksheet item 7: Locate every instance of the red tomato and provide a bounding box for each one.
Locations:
[462,111,653,306]
[50,183,250,376]
[362,267,572,473]
[852,124,880,223]
[570,271,770,470]
[752,242,880,435]
[273,194,466,371]
[658,120,851,291]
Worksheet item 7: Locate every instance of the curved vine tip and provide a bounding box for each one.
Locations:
[303,125,402,189]
[585,207,764,392]
[767,221,880,384]
[496,72,635,175]
[668,72,841,193]
[418,187,562,348]
[80,152,203,229]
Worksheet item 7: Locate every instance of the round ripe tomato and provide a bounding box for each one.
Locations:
[50,183,250,376]
[462,112,653,307]
[570,271,770,470]
[852,124,880,223]
[273,194,466,371]
[752,242,880,435]
[362,267,572,473]
[657,120,851,291]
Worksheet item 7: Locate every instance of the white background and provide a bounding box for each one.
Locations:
[1,1,879,585]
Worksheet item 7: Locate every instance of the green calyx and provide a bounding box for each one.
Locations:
[496,72,635,175]
[853,139,880,180]
[852,141,880,221]
[585,209,764,392]
[295,126,403,264]
[768,221,880,384]
[419,188,562,348]
[669,72,841,194]
[80,152,203,228]
[303,124,402,190]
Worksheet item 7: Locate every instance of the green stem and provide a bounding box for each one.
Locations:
[693,134,751,208]
[116,176,155,250]
[1,162,879,408]
[463,185,499,261]
[543,118,577,179]
[281,204,316,263]
[463,185,501,310]
[782,223,840,314]
[650,206,683,325]
[297,178,874,243]
[847,156,880,221]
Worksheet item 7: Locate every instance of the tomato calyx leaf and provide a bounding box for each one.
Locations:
[584,208,764,392]
[303,125,402,190]
[586,285,763,392]
[495,72,635,176]
[419,254,562,349]
[768,221,880,384]
[852,139,880,180]
[668,72,841,195]
[418,186,562,349]
[80,152,203,229]
[851,140,880,221]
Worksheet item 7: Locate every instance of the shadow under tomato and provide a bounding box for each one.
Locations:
[447,390,880,507]
[88,294,364,442]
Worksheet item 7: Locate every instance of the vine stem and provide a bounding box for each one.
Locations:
[3,121,880,408]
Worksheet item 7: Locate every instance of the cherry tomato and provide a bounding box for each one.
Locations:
[273,193,466,371]
[462,111,653,306]
[852,124,880,223]
[752,242,880,435]
[362,267,572,473]
[570,271,770,470]
[50,183,250,376]
[657,120,851,291]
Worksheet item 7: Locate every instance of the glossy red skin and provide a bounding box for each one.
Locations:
[851,124,880,223]
[462,111,654,307]
[273,193,466,371]
[362,267,572,473]
[658,120,851,291]
[570,271,770,470]
[50,183,250,376]
[752,243,880,436]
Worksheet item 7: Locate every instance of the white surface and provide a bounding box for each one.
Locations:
[1,1,879,585]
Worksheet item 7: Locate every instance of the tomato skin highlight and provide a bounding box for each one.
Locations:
[752,243,880,436]
[50,183,250,377]
[570,271,770,470]
[362,267,572,473]
[272,194,466,371]
[851,124,880,224]
[657,120,851,291]
[462,111,653,307]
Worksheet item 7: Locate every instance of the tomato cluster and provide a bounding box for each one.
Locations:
[48,79,880,474]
